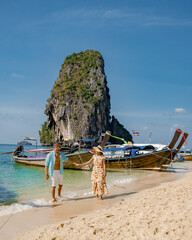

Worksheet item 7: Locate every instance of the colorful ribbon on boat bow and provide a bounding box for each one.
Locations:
[105,131,131,144]
[176,129,188,145]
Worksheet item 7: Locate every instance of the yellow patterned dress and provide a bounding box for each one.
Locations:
[91,155,108,196]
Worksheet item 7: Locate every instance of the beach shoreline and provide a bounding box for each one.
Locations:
[1,164,191,240]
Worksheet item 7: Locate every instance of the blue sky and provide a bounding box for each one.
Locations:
[0,0,192,149]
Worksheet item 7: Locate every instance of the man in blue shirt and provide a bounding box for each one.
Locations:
[45,142,77,202]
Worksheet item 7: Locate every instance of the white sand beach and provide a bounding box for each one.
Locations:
[16,172,192,240]
[1,165,189,240]
[0,164,191,240]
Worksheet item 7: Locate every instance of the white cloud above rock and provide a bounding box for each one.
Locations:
[174,108,186,113]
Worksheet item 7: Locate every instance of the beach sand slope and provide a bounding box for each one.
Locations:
[15,172,192,240]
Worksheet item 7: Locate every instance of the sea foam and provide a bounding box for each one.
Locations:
[112,177,136,185]
[0,198,52,216]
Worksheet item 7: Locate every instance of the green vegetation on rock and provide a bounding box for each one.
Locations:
[48,50,104,107]
[39,122,54,145]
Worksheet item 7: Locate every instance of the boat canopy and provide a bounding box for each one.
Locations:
[103,147,129,152]
[80,139,95,142]
[138,145,156,150]
[27,148,53,153]
[103,145,157,152]
[23,137,37,141]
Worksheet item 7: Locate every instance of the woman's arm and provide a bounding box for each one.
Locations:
[76,156,94,168]
[103,157,106,177]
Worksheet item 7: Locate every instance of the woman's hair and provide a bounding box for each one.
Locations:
[97,151,104,156]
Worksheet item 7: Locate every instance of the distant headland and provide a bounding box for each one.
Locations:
[17,141,32,146]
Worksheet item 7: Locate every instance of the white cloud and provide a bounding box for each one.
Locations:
[67,9,192,27]
[174,108,186,113]
[11,73,25,79]
[19,8,192,29]
[101,9,192,27]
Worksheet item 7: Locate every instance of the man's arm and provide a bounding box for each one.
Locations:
[45,166,49,180]
[67,158,78,166]
[45,153,51,180]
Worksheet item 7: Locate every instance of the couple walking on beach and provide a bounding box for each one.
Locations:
[45,142,108,202]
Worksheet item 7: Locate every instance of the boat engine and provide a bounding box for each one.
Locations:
[14,145,24,156]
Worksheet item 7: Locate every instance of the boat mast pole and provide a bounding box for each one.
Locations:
[149,132,152,143]
[36,139,37,155]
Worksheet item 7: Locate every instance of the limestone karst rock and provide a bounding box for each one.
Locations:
[39,50,132,145]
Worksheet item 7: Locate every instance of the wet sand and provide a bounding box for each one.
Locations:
[0,166,189,240]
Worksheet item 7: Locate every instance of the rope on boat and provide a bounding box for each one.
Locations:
[78,153,84,163]
[152,153,172,162]
[166,147,175,166]
[147,149,178,167]
[128,149,176,168]
[129,150,175,165]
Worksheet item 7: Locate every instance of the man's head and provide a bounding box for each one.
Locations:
[53,142,62,151]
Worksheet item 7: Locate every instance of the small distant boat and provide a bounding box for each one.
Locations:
[12,137,98,169]
[13,147,93,169]
[12,142,53,166]
[11,133,112,169]
[177,151,192,161]
[183,155,192,161]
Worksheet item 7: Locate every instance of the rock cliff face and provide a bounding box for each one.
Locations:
[39,50,132,145]
[110,116,132,144]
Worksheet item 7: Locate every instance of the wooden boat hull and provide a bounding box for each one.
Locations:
[104,149,175,170]
[182,155,192,161]
[13,151,93,170]
[14,155,46,167]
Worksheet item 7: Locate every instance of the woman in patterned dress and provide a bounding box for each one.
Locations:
[76,145,108,200]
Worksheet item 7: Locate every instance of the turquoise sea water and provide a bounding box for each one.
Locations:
[0,144,191,216]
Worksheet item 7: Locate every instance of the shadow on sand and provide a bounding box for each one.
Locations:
[70,191,137,201]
